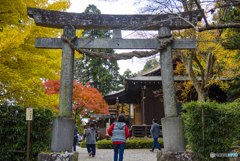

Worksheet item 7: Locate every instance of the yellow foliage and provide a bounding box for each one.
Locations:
[0,0,73,109]
[75,29,84,58]
[197,30,240,78]
[173,27,240,101]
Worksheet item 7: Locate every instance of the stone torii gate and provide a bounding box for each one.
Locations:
[27,7,202,153]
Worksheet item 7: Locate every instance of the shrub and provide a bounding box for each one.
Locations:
[181,101,240,161]
[0,105,56,161]
[96,138,164,149]
[80,140,86,148]
[97,140,113,149]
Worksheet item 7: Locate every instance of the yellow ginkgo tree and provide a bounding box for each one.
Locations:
[173,27,240,102]
[0,0,76,108]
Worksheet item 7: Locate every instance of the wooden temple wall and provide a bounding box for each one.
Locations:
[144,99,165,125]
[142,86,165,125]
[134,104,141,125]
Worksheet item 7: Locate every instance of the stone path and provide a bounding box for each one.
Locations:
[77,146,161,161]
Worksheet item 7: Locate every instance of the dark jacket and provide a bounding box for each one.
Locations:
[150,123,160,138]
[74,125,78,138]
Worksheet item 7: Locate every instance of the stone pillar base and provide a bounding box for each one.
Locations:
[161,117,186,151]
[37,151,78,161]
[51,118,75,152]
[157,151,197,161]
[229,149,240,161]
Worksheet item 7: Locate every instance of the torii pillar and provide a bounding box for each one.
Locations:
[50,25,76,152]
[159,27,186,152]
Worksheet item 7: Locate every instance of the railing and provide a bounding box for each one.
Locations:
[131,125,162,137]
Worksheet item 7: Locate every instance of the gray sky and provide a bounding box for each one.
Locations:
[67,0,156,75]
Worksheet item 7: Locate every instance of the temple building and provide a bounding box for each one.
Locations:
[103,58,228,137]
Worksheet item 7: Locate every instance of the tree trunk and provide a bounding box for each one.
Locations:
[94,81,97,88]
[197,89,208,102]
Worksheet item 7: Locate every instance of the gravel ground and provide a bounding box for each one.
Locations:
[77,146,161,161]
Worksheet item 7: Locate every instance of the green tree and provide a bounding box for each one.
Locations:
[119,68,137,86]
[122,68,137,78]
[223,76,240,102]
[143,57,158,71]
[74,4,122,95]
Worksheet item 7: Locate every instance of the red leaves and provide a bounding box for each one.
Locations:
[42,80,60,95]
[42,79,109,114]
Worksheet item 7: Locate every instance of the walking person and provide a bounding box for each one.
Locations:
[150,118,162,152]
[108,115,129,161]
[73,123,78,151]
[85,123,97,157]
[84,124,90,152]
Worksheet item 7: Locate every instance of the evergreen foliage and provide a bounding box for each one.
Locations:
[143,58,158,72]
[0,105,56,161]
[223,76,240,102]
[181,101,240,160]
[74,4,122,95]
[120,68,137,86]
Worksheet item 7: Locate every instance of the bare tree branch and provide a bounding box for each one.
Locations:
[215,0,230,39]
[198,23,240,32]
[169,12,198,30]
[193,52,204,88]
[194,0,209,26]
[181,0,189,11]
[188,52,201,93]
[208,2,240,13]
[204,49,213,83]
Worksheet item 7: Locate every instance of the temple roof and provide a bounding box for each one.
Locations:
[103,58,233,105]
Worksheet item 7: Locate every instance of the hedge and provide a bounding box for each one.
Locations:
[181,101,240,161]
[80,140,87,148]
[0,105,56,161]
[81,138,164,149]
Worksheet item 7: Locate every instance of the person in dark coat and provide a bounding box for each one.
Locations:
[108,115,129,161]
[150,118,162,152]
[73,124,78,151]
[85,123,97,157]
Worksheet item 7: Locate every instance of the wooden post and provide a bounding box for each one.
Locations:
[26,120,30,161]
[26,107,32,161]
[142,86,146,125]
[145,126,148,137]
[132,126,135,137]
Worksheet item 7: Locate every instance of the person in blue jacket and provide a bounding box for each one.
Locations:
[150,118,162,152]
[73,124,78,151]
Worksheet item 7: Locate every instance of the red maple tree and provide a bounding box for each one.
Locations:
[42,79,109,118]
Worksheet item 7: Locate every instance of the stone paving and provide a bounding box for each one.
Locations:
[77,146,161,161]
